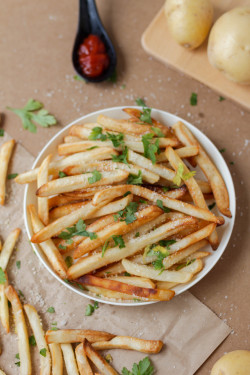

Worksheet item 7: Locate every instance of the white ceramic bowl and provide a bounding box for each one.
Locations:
[24,107,236,306]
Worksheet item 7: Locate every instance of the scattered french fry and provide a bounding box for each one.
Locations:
[0,228,21,271]
[37,154,52,225]
[45,329,115,344]
[0,139,15,205]
[84,339,119,375]
[0,271,9,333]
[75,341,93,375]
[61,343,80,375]
[49,343,63,375]
[92,336,163,354]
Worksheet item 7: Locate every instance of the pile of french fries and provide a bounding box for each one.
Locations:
[16,108,231,302]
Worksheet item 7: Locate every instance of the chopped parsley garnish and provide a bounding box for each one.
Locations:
[86,146,99,150]
[88,126,107,141]
[40,348,47,357]
[230,161,234,165]
[140,107,152,124]
[105,353,113,363]
[208,202,216,210]
[15,353,20,359]
[0,129,4,136]
[58,244,67,250]
[85,301,99,316]
[124,272,131,276]
[107,69,117,83]
[111,146,128,164]
[162,186,170,193]
[123,191,131,197]
[135,98,146,107]
[7,173,18,179]
[176,259,195,270]
[102,235,125,257]
[18,290,24,298]
[74,75,86,82]
[65,256,73,268]
[47,306,55,313]
[88,169,102,184]
[16,261,21,269]
[190,92,198,106]
[142,133,160,164]
[58,219,97,241]
[127,170,143,185]
[51,322,58,331]
[144,240,176,273]
[122,356,154,375]
[219,148,226,153]
[219,96,225,102]
[113,202,138,225]
[107,132,124,147]
[173,163,196,186]
[102,240,110,257]
[156,199,170,213]
[151,126,164,137]
[58,171,67,178]
[29,335,36,346]
[135,232,140,238]
[7,99,56,133]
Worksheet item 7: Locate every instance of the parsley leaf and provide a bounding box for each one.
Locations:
[123,191,131,197]
[176,259,195,270]
[105,353,113,363]
[65,256,73,268]
[190,92,198,106]
[15,353,20,359]
[0,268,6,284]
[85,301,99,316]
[58,171,67,178]
[0,129,4,136]
[127,170,143,185]
[58,244,67,250]
[112,235,125,248]
[107,132,124,147]
[7,99,56,133]
[230,161,234,165]
[135,232,140,238]
[122,356,154,375]
[58,219,97,240]
[219,148,226,153]
[156,199,170,213]
[86,146,99,150]
[140,108,152,124]
[102,239,110,257]
[88,126,107,141]
[47,306,55,313]
[208,202,216,210]
[135,98,146,107]
[16,260,21,269]
[40,348,47,357]
[29,335,36,346]
[151,126,164,137]
[114,202,139,225]
[142,133,160,164]
[111,146,128,164]
[219,96,225,102]
[51,322,58,331]
[88,169,102,184]
[74,75,86,82]
[173,163,196,186]
[7,173,18,179]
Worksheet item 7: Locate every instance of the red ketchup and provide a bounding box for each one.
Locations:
[78,34,109,78]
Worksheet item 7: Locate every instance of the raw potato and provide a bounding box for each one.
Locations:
[208,7,250,84]
[164,0,213,49]
[211,350,250,375]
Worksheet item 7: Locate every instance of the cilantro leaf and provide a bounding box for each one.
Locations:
[58,219,97,240]
[7,99,56,133]
[85,301,99,316]
[127,170,143,185]
[112,235,125,249]
[219,96,225,102]
[142,133,160,164]
[102,239,110,257]
[47,306,55,313]
[135,98,146,107]
[107,132,124,147]
[7,173,18,179]
[151,126,164,137]
[0,268,6,284]
[88,126,107,141]
[219,148,226,153]
[40,348,47,357]
[122,356,154,375]
[190,92,197,106]
[114,202,139,225]
[140,108,152,124]
[29,335,36,346]
[65,256,73,268]
[111,146,128,164]
[16,260,21,269]
[173,163,196,186]
[58,244,67,250]
[123,191,131,197]
[86,146,99,150]
[74,75,86,82]
[0,129,4,136]
[88,170,102,184]
[208,202,216,210]
[156,199,170,213]
[58,171,67,178]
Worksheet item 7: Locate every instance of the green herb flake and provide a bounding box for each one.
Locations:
[112,235,125,249]
[142,133,160,164]
[120,84,126,89]
[123,191,131,197]
[124,272,131,276]
[58,244,67,250]
[111,146,128,165]
[102,239,110,257]
[208,202,216,210]
[86,146,99,151]
[135,232,140,238]
[140,107,152,124]
[7,99,57,133]
[107,132,124,147]
[219,96,225,102]
[162,186,170,193]
[122,356,154,375]
[74,75,86,82]
[40,348,47,357]
[29,335,36,346]
[7,173,18,180]
[107,69,117,83]
[47,306,55,313]
[219,148,226,153]
[15,353,20,359]
[105,353,113,363]
[151,126,164,137]
[15,361,21,367]
[16,260,21,269]
[18,290,24,298]
[59,219,97,241]
[0,129,4,136]
[173,163,196,186]
[114,201,139,225]
[65,256,73,268]
[58,171,67,178]
[85,301,99,316]
[127,170,143,185]
[190,92,198,106]
[156,199,170,213]
[88,126,107,141]
[230,161,234,165]
[51,322,58,331]
[135,98,146,107]
[88,169,102,184]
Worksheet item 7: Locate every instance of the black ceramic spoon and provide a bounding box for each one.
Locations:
[72,0,117,83]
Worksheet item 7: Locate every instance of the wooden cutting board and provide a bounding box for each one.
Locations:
[141,1,250,111]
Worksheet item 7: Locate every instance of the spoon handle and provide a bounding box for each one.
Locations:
[78,0,103,36]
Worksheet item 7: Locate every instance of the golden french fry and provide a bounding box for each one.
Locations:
[15,147,118,184]
[97,114,153,135]
[0,271,9,333]
[48,194,86,209]
[0,139,15,205]
[0,228,21,271]
[84,339,119,375]
[49,343,63,375]
[85,285,146,301]
[92,185,224,224]
[75,342,93,375]
[67,217,196,279]
[92,336,163,354]
[122,259,193,283]
[58,141,117,155]
[63,185,113,199]
[76,275,175,301]
[28,205,68,278]
[173,121,231,217]
[61,344,79,375]
[45,329,115,344]
[180,250,211,263]
[156,146,199,162]
[107,276,155,289]
[49,201,91,222]
[73,206,162,259]
[5,286,31,375]
[0,370,6,375]
[23,304,51,375]
[64,135,83,143]
[37,154,52,225]
[37,170,129,197]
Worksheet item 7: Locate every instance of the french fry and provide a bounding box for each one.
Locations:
[37,154,52,225]
[0,228,21,271]
[97,114,154,135]
[92,185,224,224]
[92,336,163,354]
[156,146,199,162]
[48,194,86,209]
[49,343,63,375]
[67,217,196,279]
[37,170,129,197]
[45,329,115,344]
[28,205,68,278]
[5,285,31,375]
[49,201,91,222]
[73,206,162,258]
[173,121,231,217]
[76,275,175,301]
[64,135,83,143]
[179,250,211,263]
[107,276,155,289]
[58,141,118,155]
[84,339,119,375]
[0,139,15,205]
[63,185,113,199]
[61,344,80,375]
[15,147,118,184]
[122,259,193,283]
[75,342,93,375]
[0,371,6,375]
[0,271,9,333]
[23,304,51,375]
[85,285,146,301]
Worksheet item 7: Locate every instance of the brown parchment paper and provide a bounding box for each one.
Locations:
[0,133,231,375]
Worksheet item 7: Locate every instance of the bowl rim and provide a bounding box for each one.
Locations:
[24,106,236,306]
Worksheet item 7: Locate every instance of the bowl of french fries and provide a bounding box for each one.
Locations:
[19,106,235,305]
